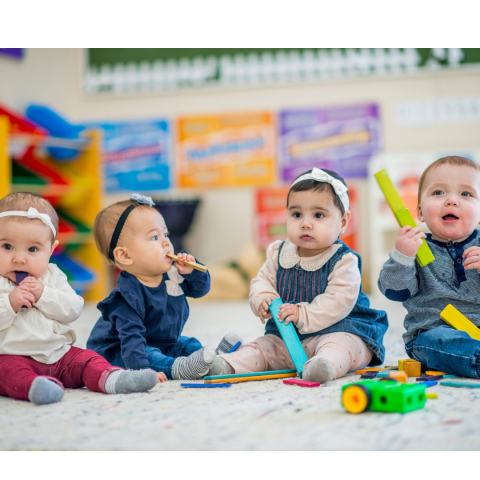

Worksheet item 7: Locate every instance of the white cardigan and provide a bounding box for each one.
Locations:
[0,263,84,364]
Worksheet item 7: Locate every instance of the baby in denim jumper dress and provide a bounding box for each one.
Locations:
[379,156,480,378]
[208,168,388,383]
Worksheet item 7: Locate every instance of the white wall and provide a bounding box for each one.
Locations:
[2,49,480,284]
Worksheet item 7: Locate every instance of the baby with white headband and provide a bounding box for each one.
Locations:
[209,168,389,383]
[0,192,158,405]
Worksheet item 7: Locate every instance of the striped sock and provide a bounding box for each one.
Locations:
[216,333,242,355]
[172,346,216,380]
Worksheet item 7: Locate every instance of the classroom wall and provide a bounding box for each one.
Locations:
[2,49,480,284]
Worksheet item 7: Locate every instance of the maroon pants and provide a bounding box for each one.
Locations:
[0,346,122,402]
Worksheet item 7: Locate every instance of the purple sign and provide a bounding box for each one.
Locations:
[0,49,24,60]
[279,103,381,181]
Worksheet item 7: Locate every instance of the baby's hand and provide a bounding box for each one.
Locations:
[463,246,480,272]
[157,372,168,383]
[259,295,277,324]
[174,252,195,275]
[395,226,426,257]
[8,285,35,312]
[19,277,44,303]
[278,303,300,326]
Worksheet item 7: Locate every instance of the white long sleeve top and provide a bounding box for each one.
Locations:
[0,263,84,364]
[249,239,361,334]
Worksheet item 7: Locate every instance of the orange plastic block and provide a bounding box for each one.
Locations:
[355,367,382,374]
[403,360,421,377]
[426,371,447,376]
[389,371,408,383]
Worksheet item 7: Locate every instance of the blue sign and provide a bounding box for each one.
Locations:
[83,119,172,193]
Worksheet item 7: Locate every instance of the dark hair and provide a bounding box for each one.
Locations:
[286,169,349,215]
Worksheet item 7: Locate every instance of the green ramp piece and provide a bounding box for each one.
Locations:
[204,369,296,381]
[374,169,434,267]
[342,380,427,413]
[269,298,309,378]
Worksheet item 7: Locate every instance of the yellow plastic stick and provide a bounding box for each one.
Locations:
[204,372,297,384]
[440,304,480,341]
[374,169,434,267]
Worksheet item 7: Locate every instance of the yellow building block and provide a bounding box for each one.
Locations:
[440,304,480,341]
[375,169,434,267]
[389,371,408,383]
[426,371,447,376]
[403,360,421,377]
[398,359,411,371]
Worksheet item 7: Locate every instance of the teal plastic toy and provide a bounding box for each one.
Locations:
[268,298,309,378]
[341,380,427,414]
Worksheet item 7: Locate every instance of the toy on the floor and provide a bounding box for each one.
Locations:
[166,252,207,273]
[360,371,378,379]
[268,298,309,378]
[400,359,421,377]
[426,393,438,399]
[283,378,320,388]
[417,375,443,381]
[204,370,297,384]
[426,371,447,376]
[181,383,232,388]
[341,380,427,414]
[389,371,408,383]
[421,381,438,388]
[355,367,381,374]
[440,304,480,341]
[375,169,434,267]
[440,381,480,388]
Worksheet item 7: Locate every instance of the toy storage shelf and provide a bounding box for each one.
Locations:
[0,115,108,301]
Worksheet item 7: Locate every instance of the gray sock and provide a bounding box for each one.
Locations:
[303,357,335,383]
[28,377,64,405]
[207,356,234,376]
[172,346,215,380]
[105,369,157,394]
[216,332,242,355]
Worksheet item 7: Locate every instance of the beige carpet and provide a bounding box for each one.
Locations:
[1,297,480,451]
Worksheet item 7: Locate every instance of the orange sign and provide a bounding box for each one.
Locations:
[176,112,275,188]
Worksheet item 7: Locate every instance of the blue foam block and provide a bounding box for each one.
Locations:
[440,381,480,388]
[268,299,308,377]
[421,380,438,388]
[376,371,390,377]
[181,383,232,388]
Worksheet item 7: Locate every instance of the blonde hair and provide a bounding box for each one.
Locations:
[417,156,480,215]
[0,192,59,241]
[93,199,153,265]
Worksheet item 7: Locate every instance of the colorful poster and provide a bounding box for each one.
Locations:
[279,103,381,181]
[176,112,275,188]
[83,119,171,193]
[255,185,358,251]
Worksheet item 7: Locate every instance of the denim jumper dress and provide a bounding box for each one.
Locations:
[265,240,388,366]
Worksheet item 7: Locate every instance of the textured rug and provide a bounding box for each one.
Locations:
[1,297,480,451]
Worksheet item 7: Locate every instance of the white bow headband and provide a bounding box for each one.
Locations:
[291,167,349,212]
[0,208,57,237]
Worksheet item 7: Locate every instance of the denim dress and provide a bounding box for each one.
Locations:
[265,240,388,366]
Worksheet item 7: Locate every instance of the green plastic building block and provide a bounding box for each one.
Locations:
[341,380,427,414]
[374,169,435,267]
[269,298,309,378]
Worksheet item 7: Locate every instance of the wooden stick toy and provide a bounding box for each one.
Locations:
[204,372,297,384]
[440,304,480,341]
[204,369,296,382]
[166,253,207,273]
[268,298,309,378]
[374,169,435,267]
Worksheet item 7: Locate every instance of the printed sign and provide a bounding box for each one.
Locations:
[83,119,171,193]
[279,104,381,181]
[176,112,275,188]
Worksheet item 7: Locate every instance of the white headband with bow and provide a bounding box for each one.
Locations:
[0,207,57,237]
[291,167,349,212]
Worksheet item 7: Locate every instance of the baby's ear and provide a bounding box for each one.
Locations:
[114,247,133,266]
[51,240,60,254]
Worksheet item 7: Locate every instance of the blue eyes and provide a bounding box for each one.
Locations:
[461,192,472,197]
[28,247,38,253]
[433,191,472,197]
[152,235,158,241]
[2,244,12,250]
[152,232,170,241]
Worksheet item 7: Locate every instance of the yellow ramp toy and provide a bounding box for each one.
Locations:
[374,169,434,267]
[440,304,480,341]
